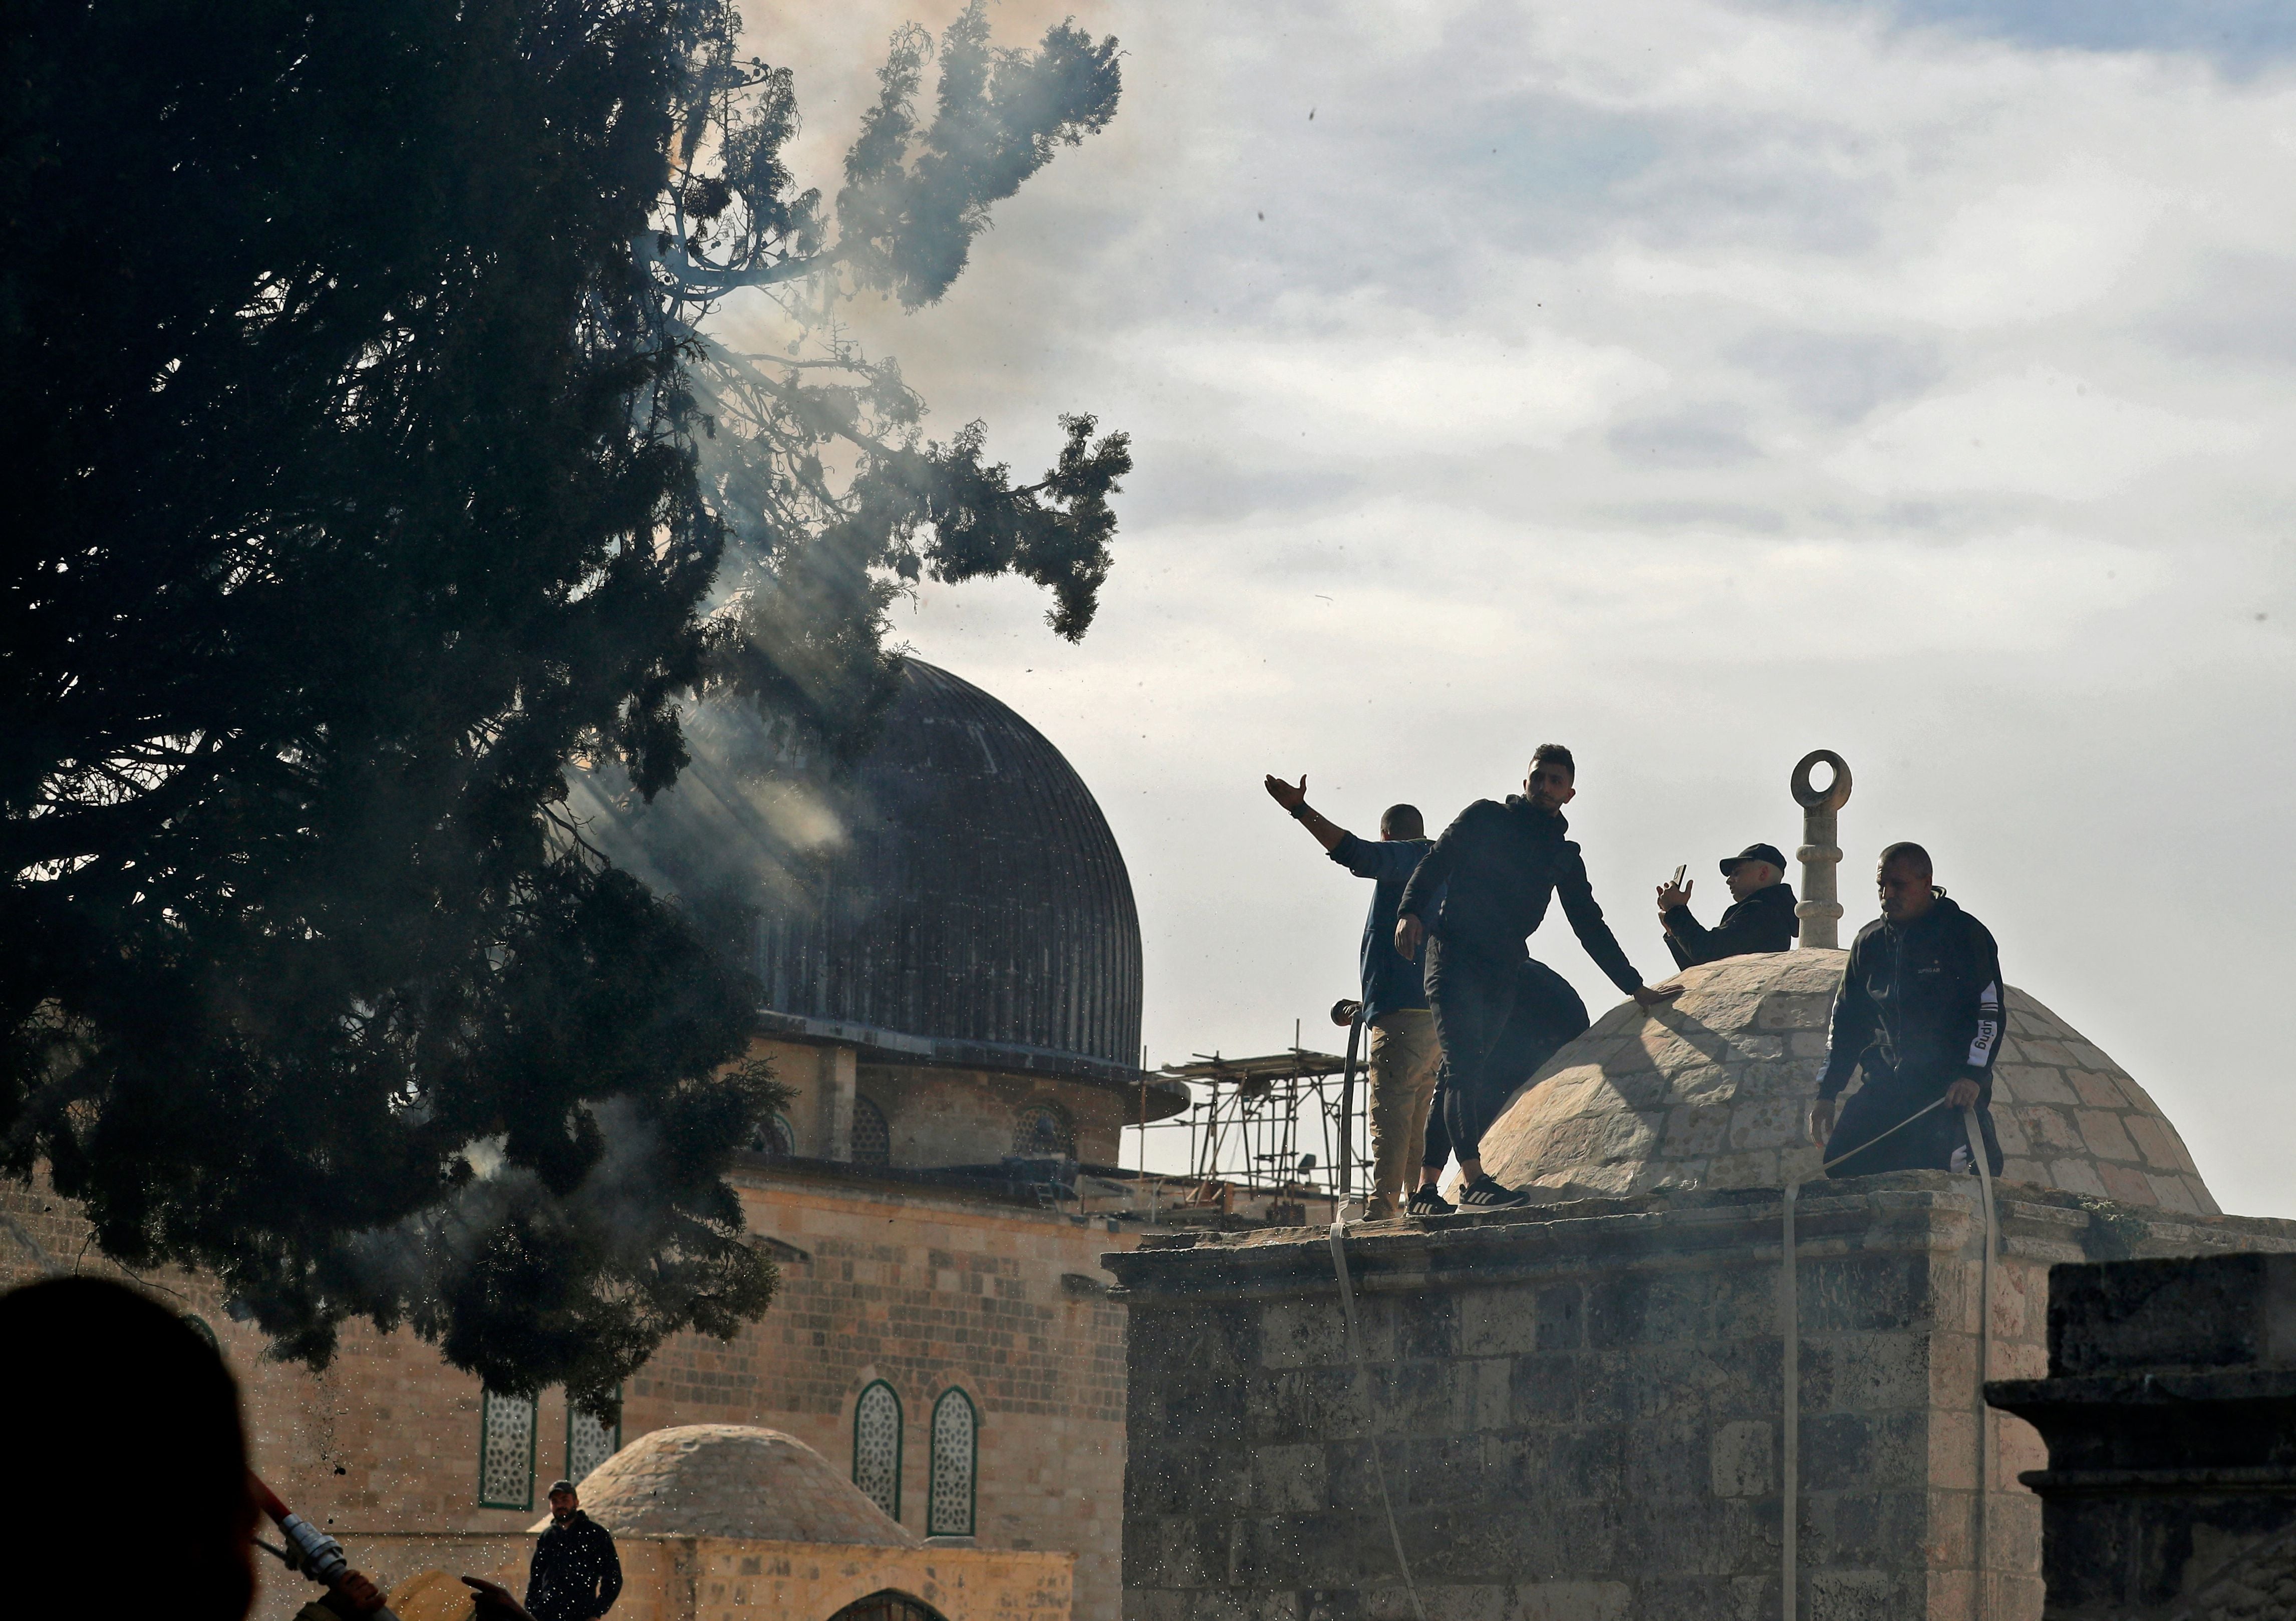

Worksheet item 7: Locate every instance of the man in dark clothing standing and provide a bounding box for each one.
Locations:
[1264,773,1446,1219]
[526,1479,622,1621]
[1810,843,2006,1178]
[1654,842,1800,968]
[1395,744,1681,1208]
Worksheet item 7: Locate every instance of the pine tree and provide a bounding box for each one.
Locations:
[0,0,1123,1414]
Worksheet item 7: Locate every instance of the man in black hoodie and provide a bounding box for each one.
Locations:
[1395,744,1681,1208]
[1655,842,1800,967]
[526,1479,623,1621]
[1810,842,2006,1178]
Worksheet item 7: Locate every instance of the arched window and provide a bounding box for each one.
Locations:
[749,1112,796,1157]
[1011,1104,1073,1160]
[566,1387,621,1485]
[852,1380,903,1519]
[827,1593,948,1621]
[477,1389,536,1510]
[851,1096,891,1166]
[927,1388,978,1537]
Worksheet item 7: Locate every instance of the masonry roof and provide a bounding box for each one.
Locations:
[542,1424,919,1545]
[1477,949,2217,1215]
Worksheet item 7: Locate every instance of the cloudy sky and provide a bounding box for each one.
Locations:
[741,0,2296,1213]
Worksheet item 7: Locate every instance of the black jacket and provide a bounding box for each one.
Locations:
[527,1511,622,1621]
[1817,896,2004,1101]
[1663,881,1799,969]
[1397,798,1643,993]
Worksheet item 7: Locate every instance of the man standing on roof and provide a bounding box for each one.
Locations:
[1264,773,1447,1220]
[1810,842,2006,1179]
[1393,744,1681,1209]
[1654,842,1800,968]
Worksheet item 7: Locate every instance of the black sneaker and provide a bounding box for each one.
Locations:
[1458,1176,1531,1210]
[1405,1185,1455,1217]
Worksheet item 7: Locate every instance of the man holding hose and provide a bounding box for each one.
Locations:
[1811,841,2006,1178]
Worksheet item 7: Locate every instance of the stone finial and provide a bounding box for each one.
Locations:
[1790,750,1852,949]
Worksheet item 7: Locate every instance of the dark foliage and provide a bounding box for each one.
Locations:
[0,0,1122,1415]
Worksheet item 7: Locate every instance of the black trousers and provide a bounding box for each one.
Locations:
[1823,1068,2004,1179]
[1423,939,1589,1163]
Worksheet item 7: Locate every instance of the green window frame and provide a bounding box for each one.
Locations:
[852,1379,903,1520]
[477,1388,537,1510]
[927,1387,978,1537]
[565,1385,622,1485]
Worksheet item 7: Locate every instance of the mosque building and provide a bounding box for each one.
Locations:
[0,657,1190,1621]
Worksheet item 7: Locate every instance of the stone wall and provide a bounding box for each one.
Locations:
[2,1161,1132,1621]
[250,1530,1071,1621]
[1987,1252,2296,1620]
[1107,1175,2296,1621]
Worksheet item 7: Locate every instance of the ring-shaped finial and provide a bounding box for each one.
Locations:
[1791,749,1852,812]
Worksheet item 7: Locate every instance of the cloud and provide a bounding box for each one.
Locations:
[738,0,2296,1216]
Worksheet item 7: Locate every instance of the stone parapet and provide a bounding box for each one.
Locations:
[1987,1252,2296,1619]
[1108,1178,2296,1621]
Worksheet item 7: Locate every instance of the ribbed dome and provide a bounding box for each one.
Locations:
[570,658,1144,1073]
[1477,950,2217,1214]
[538,1425,918,1545]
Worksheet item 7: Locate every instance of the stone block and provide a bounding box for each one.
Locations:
[2074,1109,2139,1164]
[2049,1159,2108,1199]
[2145,1172,2199,1216]
[1710,1420,1773,1497]
[1706,1149,1780,1188]
[1802,1569,1907,1621]
[1757,993,1831,1031]
[2069,1070,2129,1110]
[2002,1067,2075,1106]
[2123,1113,2189,1174]
[1509,1582,1630,1621]
[1262,1296,1352,1370]
[2096,1161,2155,1207]
[1730,1098,1805,1152]
[1662,1104,1730,1159]
[1460,1291,1542,1358]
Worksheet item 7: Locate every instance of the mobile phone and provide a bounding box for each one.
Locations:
[1670,865,1686,888]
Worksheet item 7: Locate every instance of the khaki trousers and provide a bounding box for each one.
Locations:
[1365,1008,1443,1218]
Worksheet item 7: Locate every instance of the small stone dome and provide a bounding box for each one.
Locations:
[1478,950,2217,1215]
[537,1424,919,1546]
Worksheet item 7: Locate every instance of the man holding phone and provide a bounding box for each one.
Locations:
[1654,842,1799,967]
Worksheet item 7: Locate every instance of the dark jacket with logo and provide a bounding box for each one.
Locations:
[1817,896,2004,1101]
[1328,832,1436,1023]
[527,1510,623,1621]
[1662,881,1799,969]
[1397,798,1643,993]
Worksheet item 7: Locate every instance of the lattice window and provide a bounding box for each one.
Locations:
[827,1593,948,1621]
[477,1389,536,1510]
[1011,1104,1073,1160]
[566,1388,621,1485]
[851,1097,891,1167]
[927,1387,978,1537]
[749,1112,796,1157]
[852,1379,903,1520]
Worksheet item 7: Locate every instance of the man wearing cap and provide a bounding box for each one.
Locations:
[526,1478,622,1621]
[1263,772,1447,1220]
[1654,843,1799,968]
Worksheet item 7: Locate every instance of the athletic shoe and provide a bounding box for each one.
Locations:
[1405,1185,1455,1217]
[1457,1176,1531,1210]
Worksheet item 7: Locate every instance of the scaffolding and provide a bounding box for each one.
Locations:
[1119,1024,1372,1218]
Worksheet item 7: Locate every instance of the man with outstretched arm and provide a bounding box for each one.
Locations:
[1394,744,1681,1209]
[1810,842,2006,1179]
[1264,773,1447,1219]
[1654,842,1800,968]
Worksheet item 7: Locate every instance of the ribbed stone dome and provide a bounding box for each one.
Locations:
[537,1424,919,1545]
[1477,949,2217,1214]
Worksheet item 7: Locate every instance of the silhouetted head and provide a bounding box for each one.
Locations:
[1523,743,1577,814]
[0,1277,253,1619]
[1379,804,1424,841]
[1877,842,1937,923]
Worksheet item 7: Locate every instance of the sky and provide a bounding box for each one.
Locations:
[737,0,2296,1214]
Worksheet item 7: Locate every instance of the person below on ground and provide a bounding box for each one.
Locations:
[0,1275,258,1621]
[1810,842,2006,1179]
[1264,773,1445,1220]
[527,1478,623,1621]
[1394,744,1682,1210]
[1655,842,1800,968]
